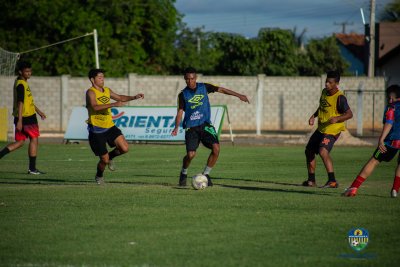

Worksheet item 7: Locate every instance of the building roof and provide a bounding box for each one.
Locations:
[335,33,365,62]
[378,22,400,59]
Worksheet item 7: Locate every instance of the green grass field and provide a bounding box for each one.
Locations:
[0,141,399,267]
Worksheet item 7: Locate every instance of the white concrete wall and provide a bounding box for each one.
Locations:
[0,74,385,133]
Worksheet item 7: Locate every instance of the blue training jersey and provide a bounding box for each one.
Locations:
[182,83,211,128]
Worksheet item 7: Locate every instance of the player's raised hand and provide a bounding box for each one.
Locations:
[135,93,144,100]
[239,94,250,103]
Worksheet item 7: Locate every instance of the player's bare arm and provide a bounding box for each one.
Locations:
[86,89,123,111]
[217,87,250,103]
[309,110,318,126]
[171,108,184,136]
[328,109,353,124]
[378,123,393,153]
[35,105,46,120]
[16,102,23,132]
[110,89,144,102]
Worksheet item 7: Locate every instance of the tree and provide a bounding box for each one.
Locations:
[0,0,180,76]
[298,36,349,76]
[172,25,222,75]
[380,0,400,21]
[257,28,299,76]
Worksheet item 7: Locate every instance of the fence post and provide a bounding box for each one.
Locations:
[357,82,364,136]
[256,74,265,135]
[60,75,70,132]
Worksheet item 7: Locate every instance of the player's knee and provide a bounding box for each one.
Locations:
[319,148,329,157]
[119,146,129,154]
[305,149,315,162]
[187,151,196,160]
[212,145,220,156]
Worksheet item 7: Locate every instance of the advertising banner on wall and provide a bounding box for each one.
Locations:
[64,106,227,142]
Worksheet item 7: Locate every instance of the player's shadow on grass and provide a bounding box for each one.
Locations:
[212,176,305,187]
[219,183,335,196]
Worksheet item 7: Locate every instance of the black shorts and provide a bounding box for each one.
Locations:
[372,145,400,162]
[88,126,123,156]
[306,130,339,154]
[185,124,219,152]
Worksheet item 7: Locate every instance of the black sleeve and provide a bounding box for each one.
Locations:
[16,84,24,103]
[204,83,218,94]
[177,92,185,110]
[337,95,350,114]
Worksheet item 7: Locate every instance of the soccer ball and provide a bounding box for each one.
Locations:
[192,174,208,190]
[351,240,359,247]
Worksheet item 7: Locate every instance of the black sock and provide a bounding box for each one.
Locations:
[0,147,10,159]
[29,156,36,171]
[328,172,336,182]
[108,149,121,160]
[96,166,104,177]
[308,173,315,182]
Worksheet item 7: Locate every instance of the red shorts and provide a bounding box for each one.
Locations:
[15,124,40,141]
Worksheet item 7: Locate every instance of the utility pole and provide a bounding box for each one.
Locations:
[368,0,375,77]
[334,21,354,34]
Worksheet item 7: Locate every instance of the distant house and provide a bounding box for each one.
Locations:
[335,22,400,86]
[335,33,365,76]
[375,22,400,86]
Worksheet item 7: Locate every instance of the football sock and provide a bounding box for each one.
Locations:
[108,149,121,160]
[308,173,315,182]
[203,166,212,175]
[328,172,336,182]
[29,156,36,171]
[181,168,188,175]
[96,166,104,178]
[0,147,10,159]
[392,176,400,192]
[350,175,366,189]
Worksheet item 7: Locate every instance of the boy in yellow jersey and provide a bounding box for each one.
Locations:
[302,71,353,188]
[86,69,144,184]
[0,61,46,174]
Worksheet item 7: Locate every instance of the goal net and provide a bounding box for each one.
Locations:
[0,47,19,141]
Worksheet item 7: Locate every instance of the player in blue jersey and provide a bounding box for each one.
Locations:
[343,84,400,198]
[171,67,250,187]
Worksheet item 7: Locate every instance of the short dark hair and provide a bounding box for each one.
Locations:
[387,84,400,99]
[88,68,105,80]
[17,61,32,71]
[326,70,340,82]
[183,67,197,75]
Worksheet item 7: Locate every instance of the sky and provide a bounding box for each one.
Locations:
[175,0,393,39]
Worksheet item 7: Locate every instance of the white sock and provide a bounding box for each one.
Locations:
[203,166,212,175]
[181,168,188,175]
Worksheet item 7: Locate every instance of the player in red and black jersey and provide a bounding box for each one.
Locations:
[344,84,400,197]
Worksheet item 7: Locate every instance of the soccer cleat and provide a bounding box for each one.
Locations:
[95,176,104,185]
[302,180,316,187]
[28,169,46,175]
[108,160,115,171]
[179,173,187,186]
[343,187,358,197]
[391,189,398,198]
[319,181,339,188]
[205,174,213,186]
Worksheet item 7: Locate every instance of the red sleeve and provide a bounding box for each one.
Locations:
[386,106,395,123]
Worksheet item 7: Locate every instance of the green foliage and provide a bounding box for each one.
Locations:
[257,28,299,76]
[172,26,222,75]
[299,36,350,76]
[0,0,350,76]
[380,0,400,21]
[0,0,180,76]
